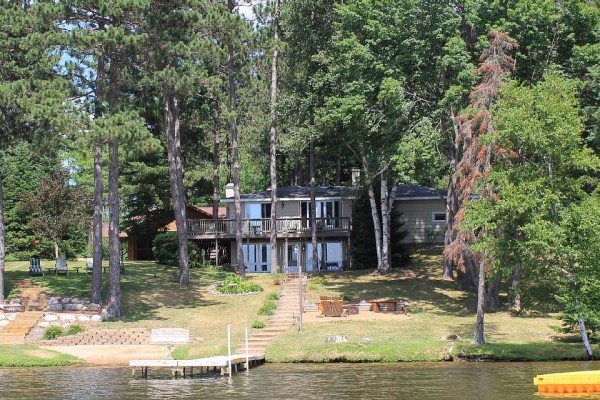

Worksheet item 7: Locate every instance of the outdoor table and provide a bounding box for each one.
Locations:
[368,300,398,313]
[45,267,56,275]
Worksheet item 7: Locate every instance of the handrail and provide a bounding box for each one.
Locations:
[188,217,351,235]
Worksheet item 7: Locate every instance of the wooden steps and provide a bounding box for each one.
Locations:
[0,311,43,344]
[236,277,306,355]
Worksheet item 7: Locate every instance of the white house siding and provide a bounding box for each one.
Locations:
[395,199,446,244]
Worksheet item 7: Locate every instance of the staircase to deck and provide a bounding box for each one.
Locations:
[0,280,47,345]
[236,276,306,355]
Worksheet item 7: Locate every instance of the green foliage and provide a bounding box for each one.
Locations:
[266,292,280,301]
[463,74,600,340]
[258,300,278,316]
[216,274,264,294]
[65,324,84,336]
[308,275,325,290]
[251,320,266,329]
[152,232,179,266]
[42,326,64,340]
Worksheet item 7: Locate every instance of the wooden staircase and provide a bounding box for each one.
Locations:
[236,276,305,355]
[0,311,44,344]
[0,280,47,345]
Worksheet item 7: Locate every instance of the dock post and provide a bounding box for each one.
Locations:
[245,326,249,372]
[227,324,232,378]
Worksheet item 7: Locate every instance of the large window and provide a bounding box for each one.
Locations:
[301,201,341,228]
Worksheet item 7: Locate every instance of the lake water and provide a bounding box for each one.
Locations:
[1,362,600,399]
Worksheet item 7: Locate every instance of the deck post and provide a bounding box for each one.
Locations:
[227,324,232,378]
[245,326,249,372]
[299,262,303,332]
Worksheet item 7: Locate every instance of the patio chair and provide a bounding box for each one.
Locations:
[85,257,93,273]
[55,257,68,275]
[29,258,44,277]
[321,299,345,317]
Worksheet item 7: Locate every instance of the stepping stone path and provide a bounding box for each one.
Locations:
[39,328,151,346]
[236,275,306,355]
[0,280,48,344]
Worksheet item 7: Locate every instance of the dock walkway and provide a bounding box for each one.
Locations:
[130,354,265,378]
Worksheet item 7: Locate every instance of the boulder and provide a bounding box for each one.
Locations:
[44,314,59,321]
[47,303,63,312]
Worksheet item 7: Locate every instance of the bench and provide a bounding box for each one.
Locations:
[150,328,191,345]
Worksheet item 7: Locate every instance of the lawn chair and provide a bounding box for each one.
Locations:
[29,258,44,277]
[321,299,345,317]
[85,257,93,274]
[55,257,68,275]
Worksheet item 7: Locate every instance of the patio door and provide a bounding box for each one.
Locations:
[242,243,270,272]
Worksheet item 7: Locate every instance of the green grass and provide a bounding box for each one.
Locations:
[0,345,83,367]
[3,259,280,360]
[3,249,594,364]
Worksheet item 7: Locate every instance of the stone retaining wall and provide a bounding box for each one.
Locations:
[47,296,102,312]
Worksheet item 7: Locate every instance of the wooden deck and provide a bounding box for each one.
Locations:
[130,354,266,378]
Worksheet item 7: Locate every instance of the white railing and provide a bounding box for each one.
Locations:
[188,217,350,236]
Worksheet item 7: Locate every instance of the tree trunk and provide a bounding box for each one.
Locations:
[227,0,244,276]
[473,259,486,344]
[91,144,103,304]
[484,275,501,312]
[443,109,460,280]
[163,85,189,286]
[578,317,594,359]
[91,53,105,305]
[335,150,341,186]
[0,168,5,303]
[212,116,220,268]
[310,141,318,274]
[511,265,522,311]
[54,242,59,261]
[380,178,391,274]
[269,0,280,272]
[107,138,121,318]
[367,183,383,272]
[107,59,121,318]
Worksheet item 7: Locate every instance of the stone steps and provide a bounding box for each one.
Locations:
[0,311,43,344]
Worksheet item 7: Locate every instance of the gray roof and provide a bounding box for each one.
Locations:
[223,184,444,202]
[395,185,446,199]
[238,185,354,201]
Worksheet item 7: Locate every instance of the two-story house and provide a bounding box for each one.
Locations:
[187,183,447,273]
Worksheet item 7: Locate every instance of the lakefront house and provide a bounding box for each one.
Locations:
[187,183,447,273]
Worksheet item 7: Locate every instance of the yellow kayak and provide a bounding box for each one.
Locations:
[534,371,600,394]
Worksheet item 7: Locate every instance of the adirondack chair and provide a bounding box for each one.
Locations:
[29,258,44,277]
[55,257,68,275]
[321,299,345,317]
[85,257,93,273]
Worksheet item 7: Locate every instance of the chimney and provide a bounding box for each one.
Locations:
[351,167,361,187]
[225,183,234,198]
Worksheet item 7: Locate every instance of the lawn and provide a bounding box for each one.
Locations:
[267,248,595,362]
[2,249,595,365]
[0,345,82,366]
[3,260,280,360]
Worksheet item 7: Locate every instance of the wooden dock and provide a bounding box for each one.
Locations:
[129,354,265,378]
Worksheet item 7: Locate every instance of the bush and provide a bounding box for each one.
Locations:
[43,326,64,340]
[309,275,325,290]
[65,324,84,336]
[258,300,277,316]
[216,274,264,294]
[266,292,279,301]
[252,320,266,329]
[272,273,283,285]
[153,232,179,266]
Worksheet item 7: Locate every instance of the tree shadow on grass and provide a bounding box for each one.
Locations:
[319,260,477,316]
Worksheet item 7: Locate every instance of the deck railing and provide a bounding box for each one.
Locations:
[188,217,350,236]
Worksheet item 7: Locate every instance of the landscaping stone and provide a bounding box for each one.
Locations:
[48,297,60,304]
[325,335,349,343]
[90,315,102,322]
[38,321,49,328]
[47,304,63,312]
[77,315,91,322]
[44,314,59,321]
[59,314,76,321]
[0,320,9,327]
[61,298,71,304]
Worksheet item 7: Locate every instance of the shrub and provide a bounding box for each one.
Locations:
[43,326,64,340]
[216,274,264,294]
[258,300,277,316]
[65,324,84,336]
[252,320,266,329]
[153,232,179,266]
[266,292,279,301]
[272,273,283,285]
[309,275,325,290]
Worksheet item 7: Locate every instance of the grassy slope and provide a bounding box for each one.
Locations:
[3,260,279,364]
[3,250,594,365]
[267,249,596,362]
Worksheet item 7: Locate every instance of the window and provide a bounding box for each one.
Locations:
[432,212,446,223]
